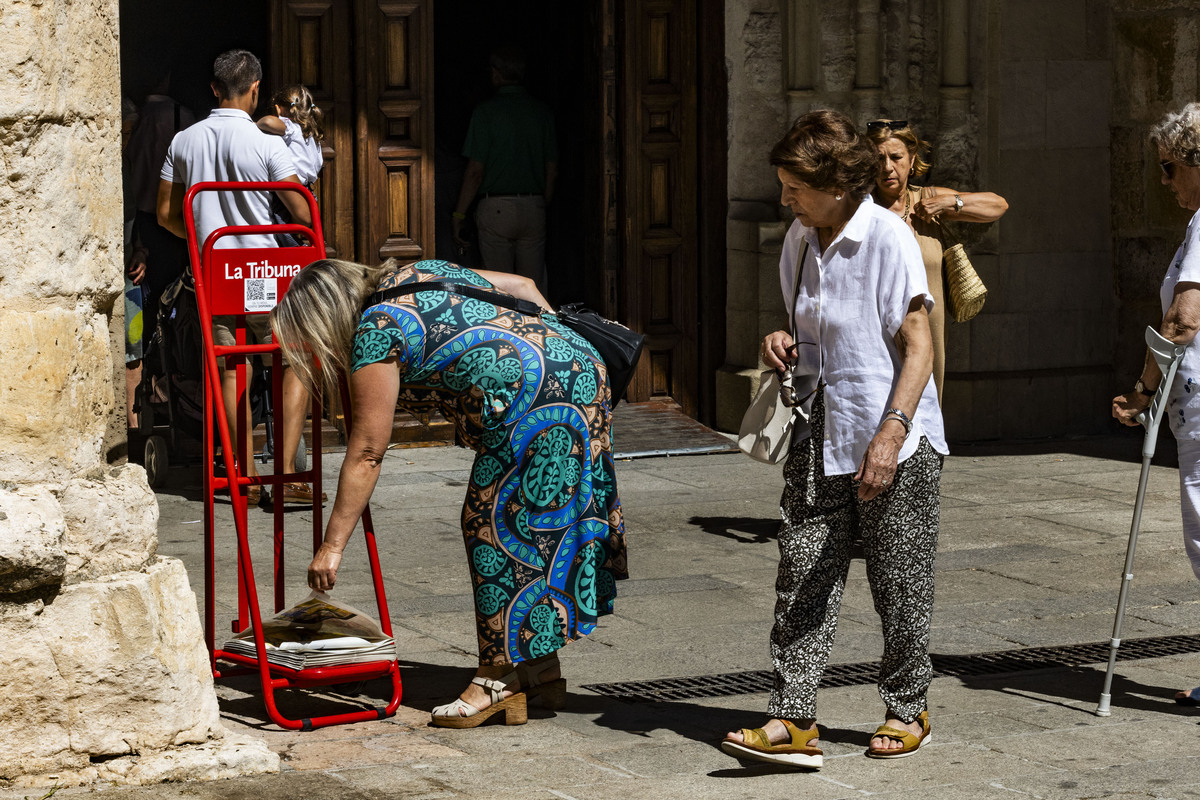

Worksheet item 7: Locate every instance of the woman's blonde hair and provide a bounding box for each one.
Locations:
[1150,102,1200,167]
[271,258,394,400]
[865,120,932,180]
[271,84,324,143]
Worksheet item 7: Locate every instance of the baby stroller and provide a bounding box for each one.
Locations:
[131,273,304,488]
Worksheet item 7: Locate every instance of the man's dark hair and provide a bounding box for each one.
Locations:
[211,49,262,99]
[489,45,526,84]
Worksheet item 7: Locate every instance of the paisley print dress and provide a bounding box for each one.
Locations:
[353,261,628,666]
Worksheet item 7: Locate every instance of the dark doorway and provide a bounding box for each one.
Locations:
[432,1,597,307]
[119,1,271,115]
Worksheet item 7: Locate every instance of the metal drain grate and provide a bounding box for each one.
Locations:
[581,633,1200,703]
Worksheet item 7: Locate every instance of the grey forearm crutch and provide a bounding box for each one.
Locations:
[1096,326,1187,716]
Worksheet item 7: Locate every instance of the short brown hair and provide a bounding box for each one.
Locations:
[865,120,932,179]
[769,110,878,200]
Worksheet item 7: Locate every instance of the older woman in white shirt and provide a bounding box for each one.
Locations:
[722,110,947,770]
[1113,102,1200,707]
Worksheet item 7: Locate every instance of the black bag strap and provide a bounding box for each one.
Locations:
[788,241,809,340]
[363,280,546,317]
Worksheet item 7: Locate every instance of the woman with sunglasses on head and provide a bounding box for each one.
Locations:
[1114,103,1200,707]
[867,119,1008,401]
[721,110,946,770]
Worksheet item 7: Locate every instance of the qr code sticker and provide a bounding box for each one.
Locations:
[244,278,278,312]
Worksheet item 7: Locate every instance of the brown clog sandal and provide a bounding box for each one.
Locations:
[866,710,931,759]
[720,719,823,769]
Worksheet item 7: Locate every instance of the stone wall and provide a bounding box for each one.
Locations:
[718,0,1123,440]
[0,0,275,788]
[1111,2,1200,385]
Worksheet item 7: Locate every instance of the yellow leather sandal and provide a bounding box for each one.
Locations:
[866,710,931,759]
[720,719,823,769]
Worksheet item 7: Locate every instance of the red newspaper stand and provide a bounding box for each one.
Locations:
[184,181,402,730]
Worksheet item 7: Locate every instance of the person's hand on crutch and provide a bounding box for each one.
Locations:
[1111,359,1158,427]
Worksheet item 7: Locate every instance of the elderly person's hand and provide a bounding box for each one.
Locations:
[1112,392,1150,427]
[307,543,343,592]
[760,330,796,373]
[855,422,906,501]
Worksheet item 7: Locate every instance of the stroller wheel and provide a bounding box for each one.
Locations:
[144,435,169,489]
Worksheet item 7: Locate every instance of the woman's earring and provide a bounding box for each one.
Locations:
[835,194,843,201]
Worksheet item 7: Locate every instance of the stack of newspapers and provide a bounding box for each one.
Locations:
[223,592,397,670]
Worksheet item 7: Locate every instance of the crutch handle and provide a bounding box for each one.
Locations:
[1135,326,1187,458]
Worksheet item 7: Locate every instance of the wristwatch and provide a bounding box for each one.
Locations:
[1134,378,1157,397]
[953,194,963,213]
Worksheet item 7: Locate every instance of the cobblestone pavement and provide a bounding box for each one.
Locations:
[12,431,1200,799]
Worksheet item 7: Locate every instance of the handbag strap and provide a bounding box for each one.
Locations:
[363,279,546,317]
[788,241,809,341]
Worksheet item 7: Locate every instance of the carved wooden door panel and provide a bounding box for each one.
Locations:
[355,0,435,263]
[272,1,434,264]
[622,0,698,413]
[270,0,355,259]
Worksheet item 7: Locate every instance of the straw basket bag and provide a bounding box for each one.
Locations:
[943,241,987,323]
[922,186,988,323]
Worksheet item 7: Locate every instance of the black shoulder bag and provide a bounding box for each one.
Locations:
[363,281,645,403]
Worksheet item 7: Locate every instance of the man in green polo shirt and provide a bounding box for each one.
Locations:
[452,45,558,294]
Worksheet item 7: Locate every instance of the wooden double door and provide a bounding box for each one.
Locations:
[270,0,721,420]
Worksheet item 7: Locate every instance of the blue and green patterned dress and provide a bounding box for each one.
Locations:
[353,260,628,666]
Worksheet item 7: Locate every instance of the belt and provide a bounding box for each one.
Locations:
[482,192,540,198]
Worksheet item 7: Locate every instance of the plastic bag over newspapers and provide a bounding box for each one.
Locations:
[223,591,397,670]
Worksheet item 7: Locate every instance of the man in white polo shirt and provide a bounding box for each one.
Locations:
[157,49,317,507]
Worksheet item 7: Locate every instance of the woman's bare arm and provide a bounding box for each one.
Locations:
[307,360,399,591]
[474,270,553,311]
[914,186,1008,224]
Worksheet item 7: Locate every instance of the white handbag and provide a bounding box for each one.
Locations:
[737,242,812,465]
[737,371,796,464]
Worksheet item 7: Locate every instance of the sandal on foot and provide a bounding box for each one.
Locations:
[281,482,327,505]
[516,655,566,710]
[720,719,823,769]
[1175,687,1200,706]
[866,710,931,759]
[431,672,527,729]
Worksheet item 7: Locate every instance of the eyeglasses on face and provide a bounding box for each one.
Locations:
[867,119,908,133]
[1161,160,1179,180]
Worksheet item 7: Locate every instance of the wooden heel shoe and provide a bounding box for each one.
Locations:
[431,673,527,728]
[516,655,566,710]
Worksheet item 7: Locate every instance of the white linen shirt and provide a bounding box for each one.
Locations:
[160,108,298,249]
[1160,207,1200,440]
[779,195,948,475]
[280,117,324,187]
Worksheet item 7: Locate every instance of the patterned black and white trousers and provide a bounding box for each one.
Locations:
[767,390,942,724]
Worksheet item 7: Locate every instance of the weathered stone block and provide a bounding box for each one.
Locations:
[0,486,66,593]
[1046,60,1111,150]
[0,307,114,483]
[998,148,1109,255]
[1000,0,1088,62]
[714,365,759,433]
[60,464,158,583]
[35,558,221,758]
[998,61,1047,151]
[0,120,123,307]
[0,600,74,777]
[0,0,121,120]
